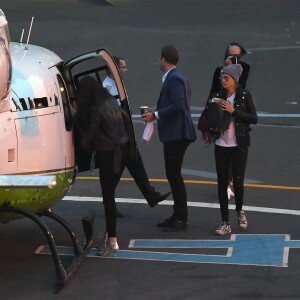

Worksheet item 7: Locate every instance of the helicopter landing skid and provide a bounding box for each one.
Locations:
[0,205,96,293]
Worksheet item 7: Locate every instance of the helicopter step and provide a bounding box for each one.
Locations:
[0,205,96,293]
[0,175,95,293]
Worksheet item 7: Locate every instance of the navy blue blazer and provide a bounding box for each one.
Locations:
[157,68,197,143]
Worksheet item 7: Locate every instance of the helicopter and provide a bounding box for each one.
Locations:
[0,9,134,290]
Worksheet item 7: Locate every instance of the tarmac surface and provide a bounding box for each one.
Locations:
[1,0,300,299]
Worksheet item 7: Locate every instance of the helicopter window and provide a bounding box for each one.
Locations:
[19,98,28,110]
[33,97,48,109]
[74,66,107,88]
[11,98,21,111]
[57,74,72,131]
[54,94,59,106]
[28,98,34,110]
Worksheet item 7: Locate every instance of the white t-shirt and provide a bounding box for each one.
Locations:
[215,93,237,147]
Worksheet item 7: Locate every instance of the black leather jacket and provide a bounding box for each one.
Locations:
[74,96,131,173]
[214,85,258,150]
[85,97,129,152]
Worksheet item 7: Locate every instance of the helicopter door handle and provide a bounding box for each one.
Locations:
[8,149,15,163]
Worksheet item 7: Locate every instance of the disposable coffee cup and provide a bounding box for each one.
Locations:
[140,106,149,115]
[140,106,149,124]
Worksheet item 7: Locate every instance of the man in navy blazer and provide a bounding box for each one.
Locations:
[143,45,197,231]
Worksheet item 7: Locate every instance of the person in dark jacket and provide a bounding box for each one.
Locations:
[209,41,250,200]
[103,56,171,218]
[142,45,197,232]
[209,41,250,97]
[74,76,131,256]
[211,64,258,235]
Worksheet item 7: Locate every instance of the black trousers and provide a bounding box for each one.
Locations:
[163,139,190,222]
[126,150,156,201]
[214,145,248,222]
[97,144,130,237]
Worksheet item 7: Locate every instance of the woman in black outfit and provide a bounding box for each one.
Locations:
[74,76,131,255]
[209,41,251,200]
[211,64,258,235]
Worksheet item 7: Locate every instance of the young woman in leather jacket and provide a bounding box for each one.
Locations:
[209,41,251,200]
[74,76,130,255]
[212,64,258,236]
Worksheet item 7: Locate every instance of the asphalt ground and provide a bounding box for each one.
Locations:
[1,0,300,299]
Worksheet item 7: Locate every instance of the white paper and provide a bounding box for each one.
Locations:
[142,121,154,143]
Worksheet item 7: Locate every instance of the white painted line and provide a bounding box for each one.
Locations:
[247,45,300,51]
[283,235,291,267]
[62,196,300,216]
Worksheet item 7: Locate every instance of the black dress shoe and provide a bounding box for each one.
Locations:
[163,219,188,232]
[116,208,124,218]
[156,216,175,227]
[148,192,171,208]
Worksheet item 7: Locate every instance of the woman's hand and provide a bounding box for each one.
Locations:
[219,100,235,114]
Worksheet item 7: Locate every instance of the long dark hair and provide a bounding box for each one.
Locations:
[75,76,111,129]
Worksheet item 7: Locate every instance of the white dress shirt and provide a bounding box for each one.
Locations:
[102,76,118,96]
[155,68,176,119]
[102,76,121,106]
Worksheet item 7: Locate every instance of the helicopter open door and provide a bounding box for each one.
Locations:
[63,48,127,105]
[63,48,137,172]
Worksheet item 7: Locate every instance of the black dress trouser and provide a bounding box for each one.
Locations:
[163,139,190,222]
[214,145,248,222]
[126,150,156,200]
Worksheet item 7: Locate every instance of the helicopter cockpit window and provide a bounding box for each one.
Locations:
[19,98,27,110]
[0,36,12,101]
[33,97,48,109]
[54,94,59,106]
[57,74,72,131]
[11,98,21,111]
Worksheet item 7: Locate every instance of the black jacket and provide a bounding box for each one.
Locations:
[84,98,129,152]
[213,85,258,150]
[74,97,130,173]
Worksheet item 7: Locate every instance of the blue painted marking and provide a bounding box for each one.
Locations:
[132,114,300,119]
[119,234,300,267]
[36,235,300,267]
[257,114,300,118]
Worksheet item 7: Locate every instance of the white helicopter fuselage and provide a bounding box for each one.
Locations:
[2,42,74,174]
[0,9,130,223]
[0,40,75,220]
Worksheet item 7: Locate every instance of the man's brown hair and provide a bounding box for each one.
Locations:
[161,45,179,65]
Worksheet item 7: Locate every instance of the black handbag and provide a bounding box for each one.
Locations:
[197,99,230,145]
